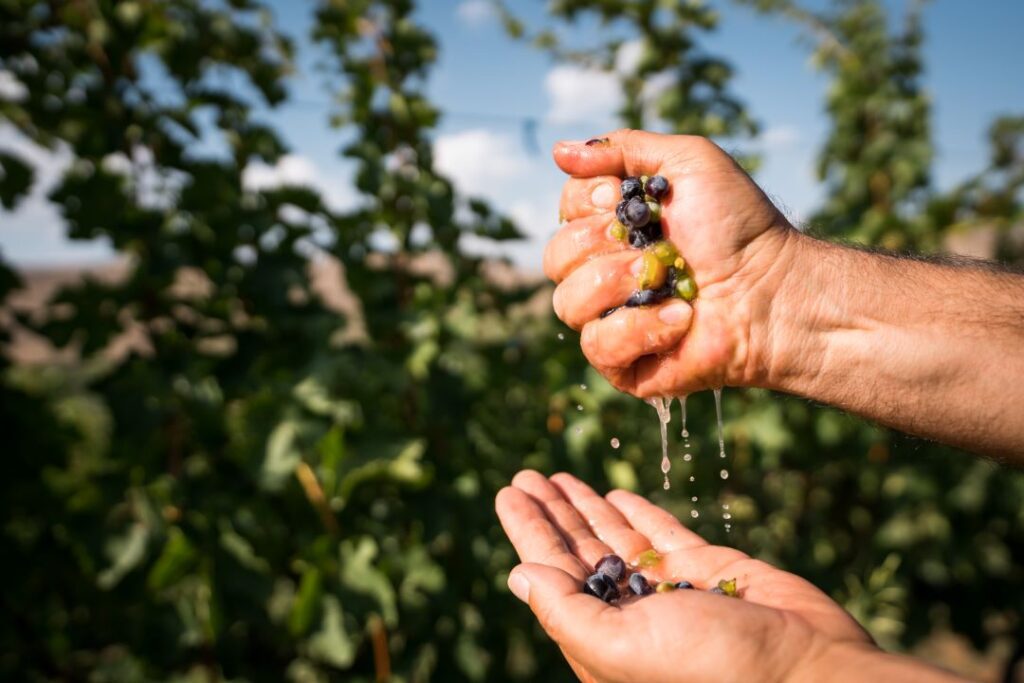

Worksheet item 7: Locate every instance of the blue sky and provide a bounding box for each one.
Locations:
[2,0,1022,267]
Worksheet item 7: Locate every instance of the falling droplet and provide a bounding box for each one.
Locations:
[723,504,730,510]
[723,512,732,520]
[689,475,695,482]
[682,453,692,462]
[713,387,726,459]
[610,437,620,449]
[647,397,673,491]
[720,469,729,480]
[691,496,698,502]
[725,524,732,533]
[580,383,588,390]
[663,480,670,490]
[679,394,689,438]
[577,404,583,411]
[557,332,565,340]
[574,426,582,434]
[690,509,699,518]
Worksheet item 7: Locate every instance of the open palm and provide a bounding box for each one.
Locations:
[496,470,872,683]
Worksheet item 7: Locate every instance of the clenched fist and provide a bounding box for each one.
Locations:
[545,129,797,398]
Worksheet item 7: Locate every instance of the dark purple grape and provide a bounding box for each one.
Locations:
[616,200,629,226]
[620,177,643,201]
[624,197,651,227]
[595,554,626,583]
[628,221,662,248]
[645,175,669,200]
[625,289,657,307]
[675,581,695,590]
[583,573,620,602]
[629,573,654,596]
[600,306,621,319]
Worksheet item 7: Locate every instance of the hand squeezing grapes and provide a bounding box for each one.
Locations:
[544,129,794,398]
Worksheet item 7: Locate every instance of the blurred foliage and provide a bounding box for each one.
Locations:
[1,0,1023,681]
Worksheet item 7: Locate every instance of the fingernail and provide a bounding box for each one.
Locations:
[508,569,531,603]
[558,140,586,147]
[659,301,691,324]
[591,182,615,208]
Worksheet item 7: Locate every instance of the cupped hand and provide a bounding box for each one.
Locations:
[496,470,872,683]
[545,129,799,398]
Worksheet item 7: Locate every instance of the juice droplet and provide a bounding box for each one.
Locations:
[691,496,698,502]
[690,509,699,518]
[646,397,673,491]
[713,387,726,459]
[689,475,695,482]
[577,404,583,411]
[723,512,732,520]
[557,332,565,340]
[610,437,620,449]
[725,524,732,533]
[720,469,729,480]
[678,394,689,438]
[682,453,692,462]
[663,480,670,490]
[580,383,588,390]
[723,504,730,510]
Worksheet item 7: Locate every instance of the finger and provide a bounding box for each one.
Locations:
[547,473,653,566]
[605,489,708,554]
[558,175,621,222]
[496,486,588,581]
[508,563,627,675]
[553,129,714,179]
[552,251,643,330]
[580,300,692,370]
[511,470,612,568]
[543,214,627,284]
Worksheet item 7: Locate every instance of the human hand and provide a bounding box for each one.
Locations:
[496,471,966,683]
[545,129,798,397]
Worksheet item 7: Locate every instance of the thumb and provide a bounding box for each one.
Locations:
[552,128,711,179]
[508,563,620,661]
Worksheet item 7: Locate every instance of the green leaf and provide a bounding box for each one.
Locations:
[0,151,34,210]
[306,595,356,669]
[289,567,323,637]
[98,523,149,590]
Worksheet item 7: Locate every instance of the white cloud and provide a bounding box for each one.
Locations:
[759,124,801,150]
[434,128,561,268]
[242,153,357,212]
[0,70,28,102]
[544,65,622,125]
[456,0,493,27]
[615,40,645,75]
[434,129,533,198]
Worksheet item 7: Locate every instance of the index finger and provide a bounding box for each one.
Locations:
[496,486,589,581]
[552,129,711,179]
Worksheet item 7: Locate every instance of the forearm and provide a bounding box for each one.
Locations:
[792,641,970,683]
[766,231,1024,458]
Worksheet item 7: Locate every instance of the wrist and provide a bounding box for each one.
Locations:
[788,639,970,683]
[741,227,829,393]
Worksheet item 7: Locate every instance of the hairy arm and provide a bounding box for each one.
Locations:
[764,232,1024,459]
